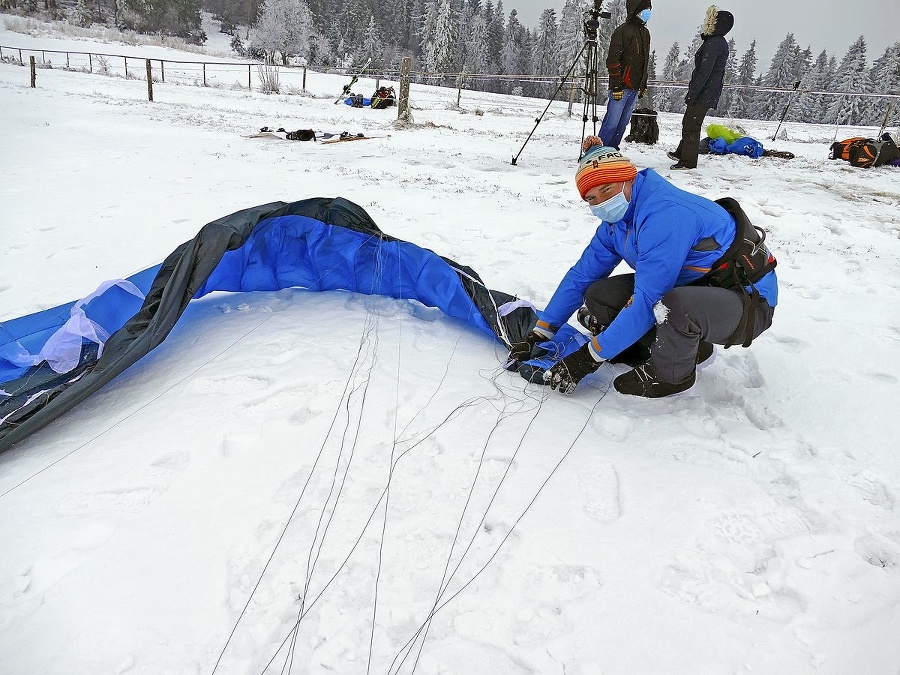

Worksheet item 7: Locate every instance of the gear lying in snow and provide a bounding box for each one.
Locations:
[0,198,537,452]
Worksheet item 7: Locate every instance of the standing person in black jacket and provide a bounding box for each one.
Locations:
[597,0,651,150]
[668,6,734,170]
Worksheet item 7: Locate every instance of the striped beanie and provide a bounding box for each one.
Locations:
[575,145,638,199]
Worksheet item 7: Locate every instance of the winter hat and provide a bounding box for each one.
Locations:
[575,145,638,199]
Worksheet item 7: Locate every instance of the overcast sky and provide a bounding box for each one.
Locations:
[508,0,898,72]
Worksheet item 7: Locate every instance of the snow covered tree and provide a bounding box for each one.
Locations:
[717,38,738,116]
[75,0,93,26]
[532,8,560,97]
[251,0,317,65]
[555,0,584,78]
[421,0,455,75]
[500,8,528,93]
[864,42,900,125]
[757,33,802,120]
[658,41,680,112]
[794,49,830,123]
[361,14,381,67]
[728,40,757,120]
[826,36,869,126]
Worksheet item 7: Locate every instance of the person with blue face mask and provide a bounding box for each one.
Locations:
[597,0,652,150]
[507,138,779,398]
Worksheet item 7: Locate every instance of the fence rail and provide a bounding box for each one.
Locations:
[2,42,898,121]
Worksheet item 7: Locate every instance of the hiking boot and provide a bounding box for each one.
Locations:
[697,340,714,365]
[609,343,651,368]
[670,162,693,170]
[576,306,602,335]
[666,150,680,162]
[613,362,696,398]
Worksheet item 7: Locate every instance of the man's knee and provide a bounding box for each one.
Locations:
[657,288,695,335]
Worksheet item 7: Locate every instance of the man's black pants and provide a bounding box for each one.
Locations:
[583,274,775,384]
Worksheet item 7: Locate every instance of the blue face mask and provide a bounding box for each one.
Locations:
[589,189,630,222]
[639,8,651,23]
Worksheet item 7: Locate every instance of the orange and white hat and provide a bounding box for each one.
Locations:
[575,145,638,199]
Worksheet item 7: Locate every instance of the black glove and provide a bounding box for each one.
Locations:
[612,89,624,101]
[508,330,549,364]
[543,344,603,394]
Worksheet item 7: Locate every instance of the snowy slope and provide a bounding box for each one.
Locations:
[1,17,900,675]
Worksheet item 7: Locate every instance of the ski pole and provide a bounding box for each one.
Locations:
[771,80,801,141]
[334,58,372,104]
[877,100,895,138]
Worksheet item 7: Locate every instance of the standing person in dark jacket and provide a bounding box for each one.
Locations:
[597,0,651,150]
[669,6,734,170]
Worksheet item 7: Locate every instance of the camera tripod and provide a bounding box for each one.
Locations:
[511,7,607,165]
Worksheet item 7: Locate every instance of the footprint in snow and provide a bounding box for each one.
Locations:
[855,533,900,571]
[767,333,809,353]
[577,460,621,522]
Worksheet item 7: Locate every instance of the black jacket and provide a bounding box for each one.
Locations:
[606,0,651,92]
[685,10,733,109]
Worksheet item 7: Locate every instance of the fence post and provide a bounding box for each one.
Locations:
[397,56,412,123]
[41,50,45,64]
[89,53,92,73]
[302,65,307,91]
[248,64,251,90]
[66,51,69,68]
[160,60,165,82]
[202,62,207,87]
[18,48,23,64]
[30,56,36,88]
[124,56,127,77]
[146,59,153,101]
[456,71,464,107]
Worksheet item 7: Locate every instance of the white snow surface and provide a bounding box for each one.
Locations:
[2,17,900,675]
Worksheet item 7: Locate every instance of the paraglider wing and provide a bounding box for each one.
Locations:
[0,198,537,452]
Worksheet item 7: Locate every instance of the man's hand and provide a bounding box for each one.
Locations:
[612,89,624,101]
[543,345,603,394]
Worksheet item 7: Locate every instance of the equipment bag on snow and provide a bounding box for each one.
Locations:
[829,136,900,168]
[848,136,900,168]
[370,86,396,110]
[624,108,659,145]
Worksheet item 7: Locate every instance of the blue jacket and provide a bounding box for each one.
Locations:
[542,169,778,359]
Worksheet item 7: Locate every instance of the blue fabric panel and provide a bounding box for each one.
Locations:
[194,215,496,337]
[0,265,160,384]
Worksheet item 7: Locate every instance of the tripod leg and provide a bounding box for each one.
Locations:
[581,41,601,158]
[512,42,590,165]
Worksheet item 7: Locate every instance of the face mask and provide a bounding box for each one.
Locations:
[639,8,651,22]
[589,189,630,222]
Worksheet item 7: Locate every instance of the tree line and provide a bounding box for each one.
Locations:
[5,0,897,126]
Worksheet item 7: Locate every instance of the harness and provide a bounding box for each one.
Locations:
[690,197,777,348]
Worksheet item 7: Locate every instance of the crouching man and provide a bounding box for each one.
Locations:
[509,137,778,397]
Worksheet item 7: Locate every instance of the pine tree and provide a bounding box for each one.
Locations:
[728,40,757,120]
[794,49,830,123]
[826,36,869,126]
[659,41,680,112]
[718,38,738,115]
[422,0,455,75]
[758,33,801,120]
[532,8,560,97]
[362,14,380,67]
[864,42,900,126]
[555,0,583,79]
[500,8,528,93]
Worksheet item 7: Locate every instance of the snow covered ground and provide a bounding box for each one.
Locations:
[1,16,900,675]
